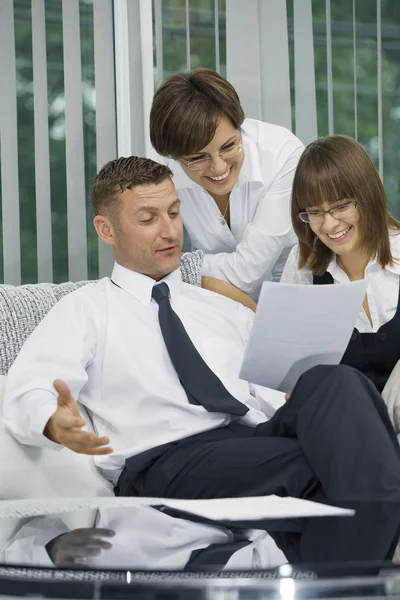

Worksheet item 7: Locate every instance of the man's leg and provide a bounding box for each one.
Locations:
[255,364,400,502]
[118,424,319,499]
[117,365,400,501]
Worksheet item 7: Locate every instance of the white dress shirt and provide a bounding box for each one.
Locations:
[281,233,400,333]
[152,118,304,297]
[3,263,285,484]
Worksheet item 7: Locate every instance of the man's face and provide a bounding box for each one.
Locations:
[99,178,183,280]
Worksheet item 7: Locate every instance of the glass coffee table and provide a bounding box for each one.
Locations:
[1,498,400,599]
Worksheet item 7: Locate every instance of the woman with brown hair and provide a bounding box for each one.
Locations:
[281,134,400,392]
[150,68,304,300]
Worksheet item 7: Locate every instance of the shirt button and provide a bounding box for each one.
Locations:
[351,332,358,341]
[379,332,388,342]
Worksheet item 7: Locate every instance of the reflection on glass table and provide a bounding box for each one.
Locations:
[2,499,400,598]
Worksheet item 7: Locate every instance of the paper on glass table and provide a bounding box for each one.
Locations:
[153,495,354,520]
[240,280,368,392]
[0,495,354,521]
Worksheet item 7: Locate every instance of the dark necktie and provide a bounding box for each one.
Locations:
[152,282,249,416]
[186,538,252,570]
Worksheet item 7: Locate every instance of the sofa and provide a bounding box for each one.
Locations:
[0,282,113,560]
[0,281,115,502]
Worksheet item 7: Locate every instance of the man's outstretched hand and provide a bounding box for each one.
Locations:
[43,379,113,455]
[47,527,115,566]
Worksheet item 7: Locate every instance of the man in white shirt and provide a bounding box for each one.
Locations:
[4,156,400,503]
[5,507,286,571]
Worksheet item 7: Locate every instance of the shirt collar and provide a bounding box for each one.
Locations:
[236,127,264,186]
[110,262,183,307]
[326,233,400,278]
[169,121,265,191]
[386,233,400,275]
[325,255,341,279]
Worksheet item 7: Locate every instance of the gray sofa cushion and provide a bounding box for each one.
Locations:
[0,250,203,375]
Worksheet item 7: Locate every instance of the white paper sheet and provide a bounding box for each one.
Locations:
[239,280,368,392]
[0,495,353,521]
[152,495,354,520]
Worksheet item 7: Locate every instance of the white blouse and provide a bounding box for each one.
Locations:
[152,118,304,298]
[281,234,400,333]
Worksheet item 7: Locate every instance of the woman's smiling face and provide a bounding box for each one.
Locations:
[306,199,361,257]
[178,116,245,196]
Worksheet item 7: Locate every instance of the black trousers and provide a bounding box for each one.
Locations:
[115,365,400,503]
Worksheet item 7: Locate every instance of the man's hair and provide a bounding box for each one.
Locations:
[291,135,400,275]
[150,68,245,157]
[90,156,173,218]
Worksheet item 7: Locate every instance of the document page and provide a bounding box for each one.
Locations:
[154,495,354,521]
[0,496,354,521]
[239,280,368,392]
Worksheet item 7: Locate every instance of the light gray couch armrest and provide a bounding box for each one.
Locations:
[180,250,204,288]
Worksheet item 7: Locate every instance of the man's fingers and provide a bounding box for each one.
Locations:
[54,379,72,401]
[60,430,113,455]
[57,415,86,430]
[54,379,80,414]
[67,546,103,558]
[79,528,115,538]
[71,529,115,542]
[93,540,113,550]
[73,445,114,456]
[65,430,110,447]
[91,528,115,538]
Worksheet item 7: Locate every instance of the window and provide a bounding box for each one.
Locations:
[0,0,115,285]
[2,0,399,285]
